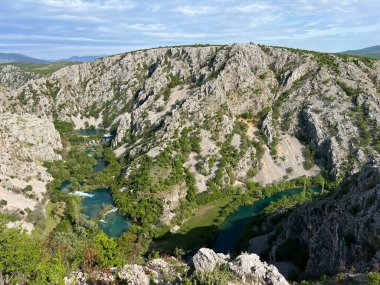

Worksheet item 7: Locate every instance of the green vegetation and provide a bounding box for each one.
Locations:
[0,215,66,284]
[187,264,238,285]
[155,177,324,255]
[303,145,316,170]
[367,272,380,285]
[0,61,78,75]
[153,197,233,253]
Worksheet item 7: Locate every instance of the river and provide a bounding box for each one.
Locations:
[60,129,130,237]
[81,188,131,237]
[213,187,321,254]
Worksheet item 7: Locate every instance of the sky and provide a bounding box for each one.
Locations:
[0,0,379,59]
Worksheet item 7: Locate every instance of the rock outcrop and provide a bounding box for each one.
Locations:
[254,158,380,278]
[0,64,42,89]
[64,248,288,285]
[192,248,289,285]
[192,247,230,272]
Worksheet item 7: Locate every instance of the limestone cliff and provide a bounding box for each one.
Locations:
[0,113,62,226]
[249,158,380,279]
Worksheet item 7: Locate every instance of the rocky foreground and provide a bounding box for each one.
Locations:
[65,248,289,285]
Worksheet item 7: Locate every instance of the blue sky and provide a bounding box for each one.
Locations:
[0,0,379,59]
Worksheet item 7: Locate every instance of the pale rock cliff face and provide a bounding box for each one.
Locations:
[111,112,131,147]
[3,44,379,185]
[0,65,42,89]
[0,113,62,220]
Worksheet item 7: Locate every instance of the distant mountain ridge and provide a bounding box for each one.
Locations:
[0,52,49,64]
[56,55,105,62]
[341,45,380,58]
[0,52,105,63]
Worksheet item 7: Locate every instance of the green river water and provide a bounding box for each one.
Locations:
[213,187,321,253]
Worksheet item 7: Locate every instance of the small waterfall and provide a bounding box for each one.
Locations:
[105,207,118,215]
[71,191,95,198]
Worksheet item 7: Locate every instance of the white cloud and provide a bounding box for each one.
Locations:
[39,0,135,10]
[176,6,217,16]
[230,2,277,13]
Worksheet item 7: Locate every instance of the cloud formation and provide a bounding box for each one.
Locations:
[0,0,378,59]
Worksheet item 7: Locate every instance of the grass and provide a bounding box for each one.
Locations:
[152,196,233,253]
[182,197,232,231]
[0,61,79,75]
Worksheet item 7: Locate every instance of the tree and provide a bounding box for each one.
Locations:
[32,257,66,285]
[94,232,120,268]
[314,174,325,194]
[0,221,41,283]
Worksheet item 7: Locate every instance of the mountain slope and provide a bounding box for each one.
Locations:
[1,44,380,280]
[0,52,49,63]
[0,61,79,89]
[342,45,380,58]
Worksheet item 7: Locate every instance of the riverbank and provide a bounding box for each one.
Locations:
[152,196,233,253]
[153,178,324,255]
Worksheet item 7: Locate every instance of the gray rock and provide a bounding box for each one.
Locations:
[192,248,229,272]
[117,264,149,285]
[229,253,289,285]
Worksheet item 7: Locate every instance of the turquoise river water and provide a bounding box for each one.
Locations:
[213,187,321,253]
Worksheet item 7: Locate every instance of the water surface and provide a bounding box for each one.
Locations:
[213,187,320,253]
[81,188,131,237]
[76,129,104,136]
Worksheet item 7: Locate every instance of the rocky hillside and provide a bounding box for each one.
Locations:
[0,112,62,229]
[0,44,379,282]
[248,158,380,279]
[0,64,43,89]
[2,44,379,224]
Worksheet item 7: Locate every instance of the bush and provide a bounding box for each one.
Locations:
[192,265,237,285]
[23,185,33,193]
[53,120,74,134]
[367,272,380,285]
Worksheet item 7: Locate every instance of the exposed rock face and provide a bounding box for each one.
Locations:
[192,248,289,285]
[0,113,62,219]
[117,264,149,285]
[229,253,289,285]
[192,247,229,272]
[0,65,42,89]
[259,158,380,278]
[64,248,288,285]
[160,183,188,225]
[111,112,131,148]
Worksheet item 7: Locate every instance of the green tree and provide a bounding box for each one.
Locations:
[0,221,41,283]
[94,232,120,268]
[32,257,66,285]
